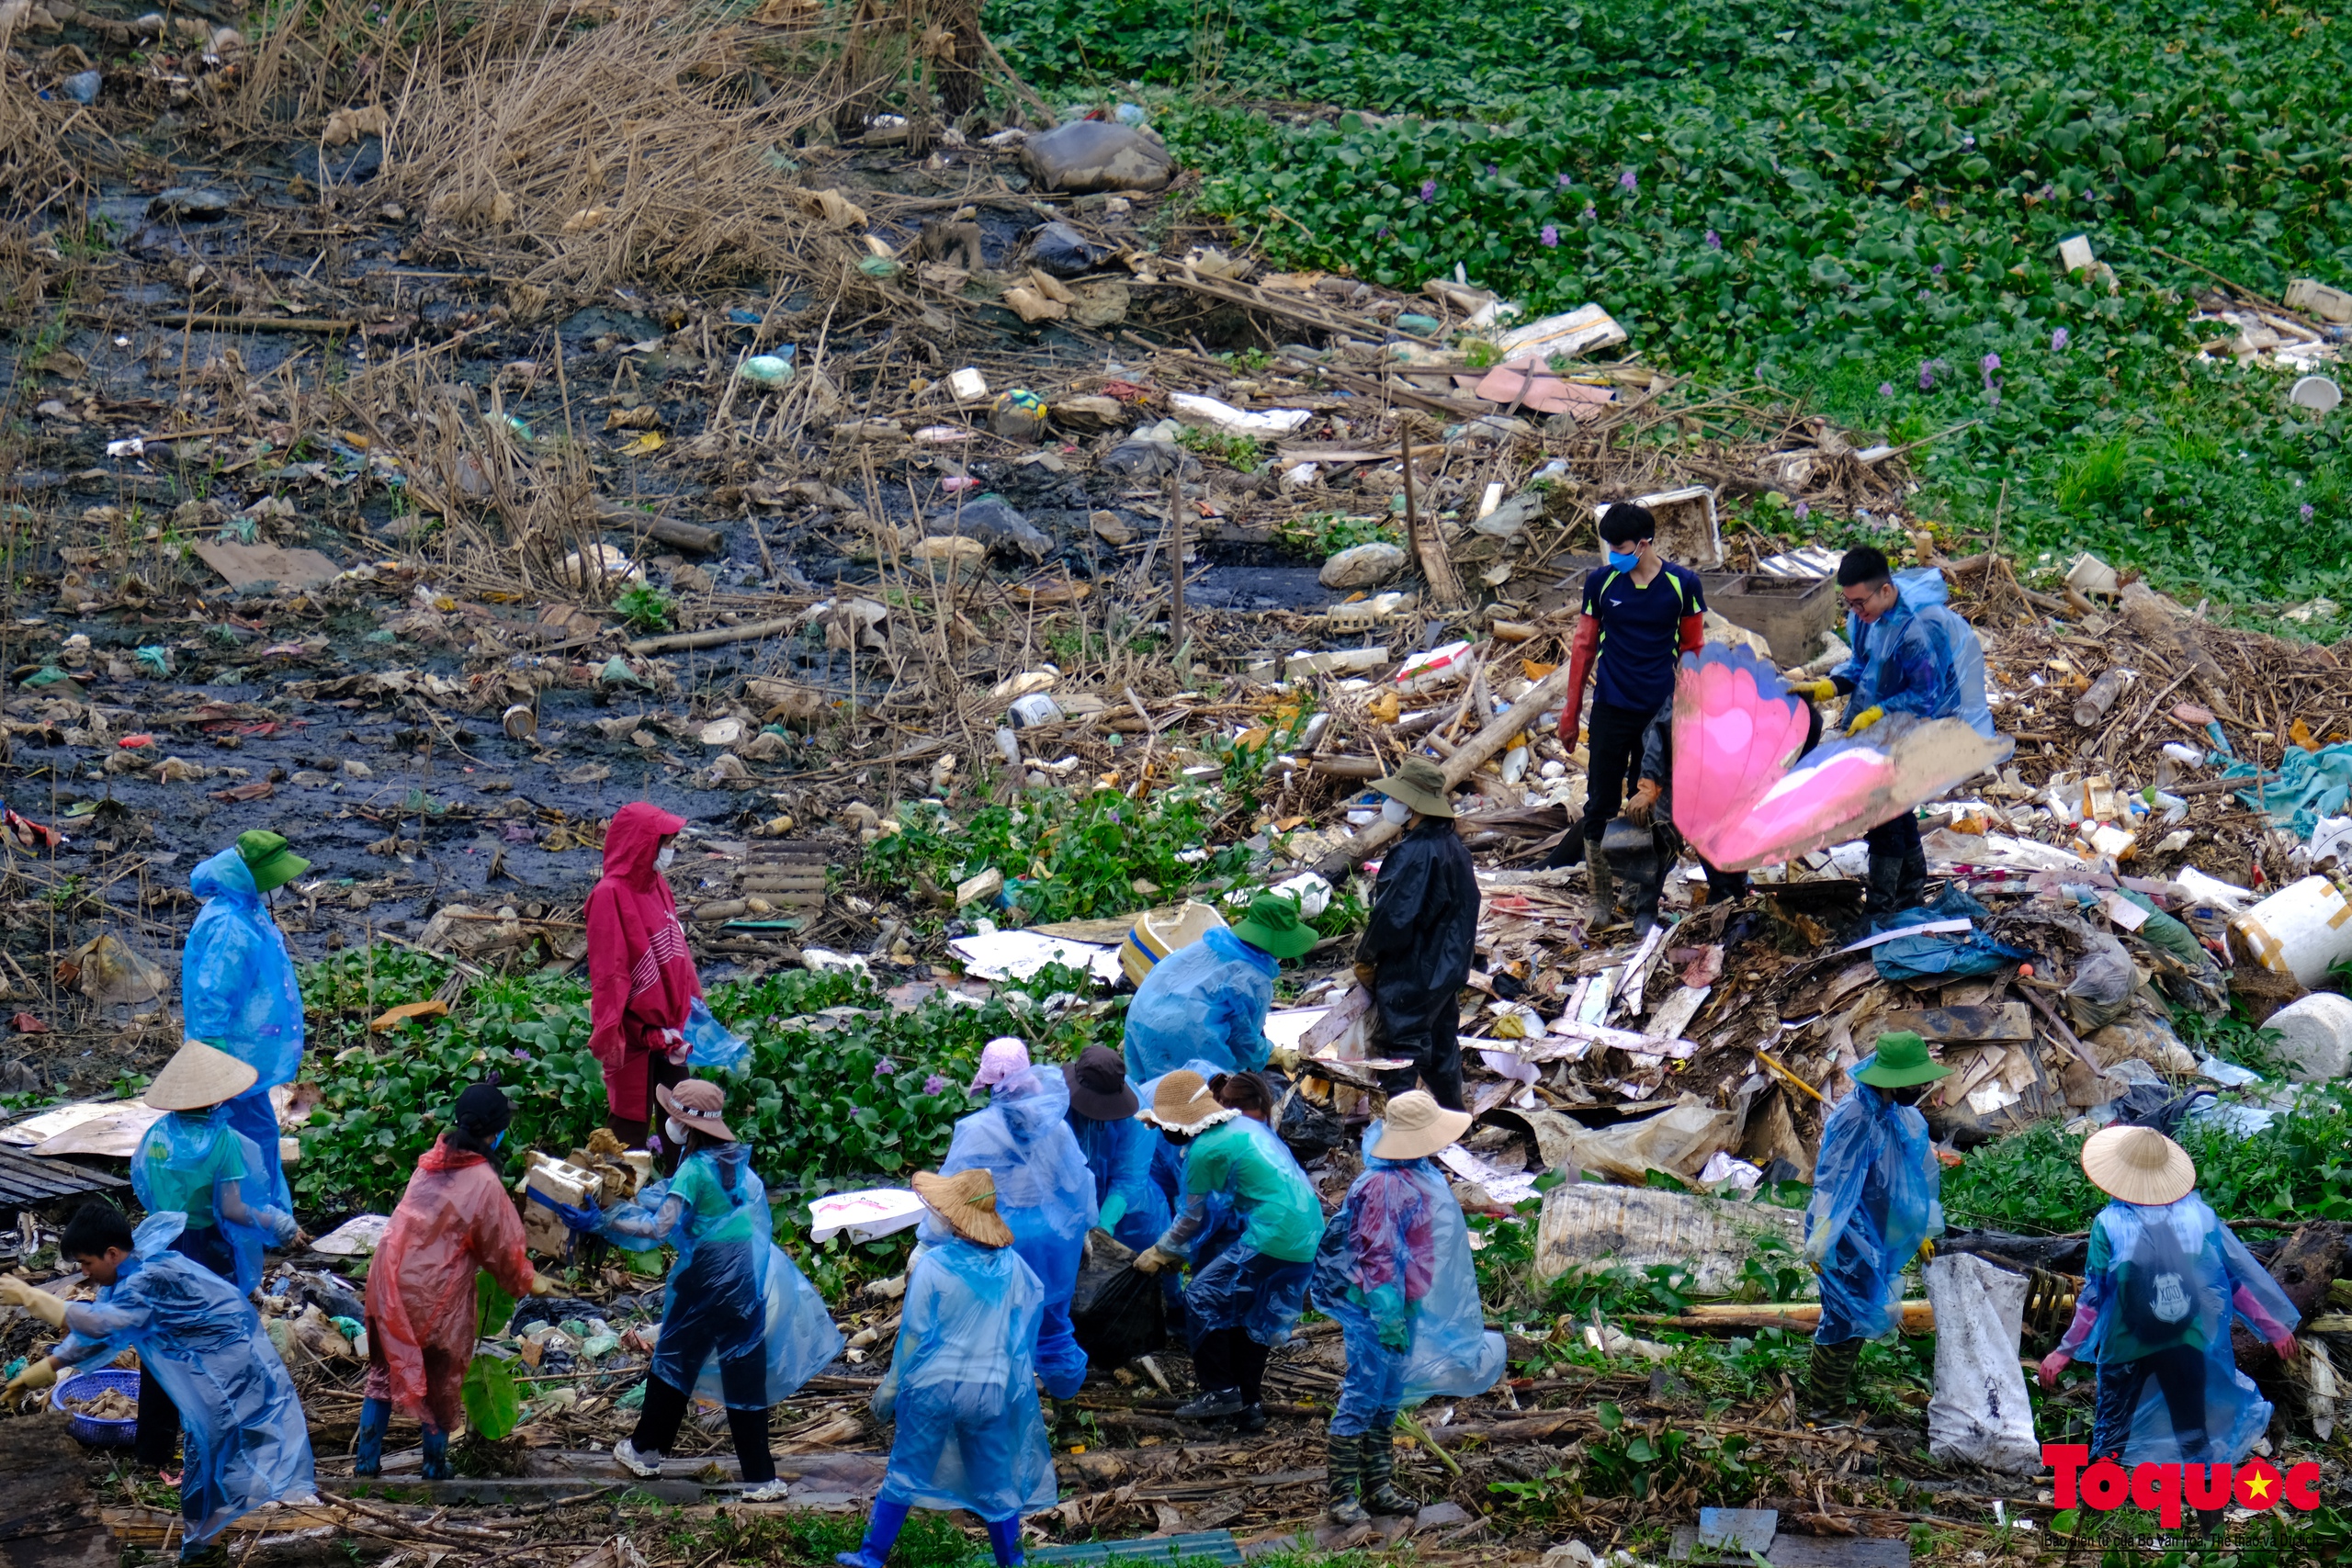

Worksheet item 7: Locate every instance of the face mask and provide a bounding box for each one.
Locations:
[491,1130,504,1150]
[1380,796,1411,825]
[654,845,676,871]
[664,1117,688,1145]
[1606,548,1641,571]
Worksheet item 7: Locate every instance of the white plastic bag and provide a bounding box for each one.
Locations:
[1924,1251,2041,1473]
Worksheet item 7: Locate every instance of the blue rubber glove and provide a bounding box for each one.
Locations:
[529,1190,601,1232]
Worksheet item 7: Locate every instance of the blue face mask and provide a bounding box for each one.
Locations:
[492,1130,504,1150]
[1606,548,1641,571]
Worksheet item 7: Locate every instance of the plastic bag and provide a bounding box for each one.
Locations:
[1122,930,1278,1084]
[1924,1252,2041,1472]
[1069,1232,1166,1369]
[1554,1094,1736,1185]
[54,1213,313,1548]
[1804,1072,1942,1342]
[934,495,1051,561]
[2081,1194,2298,1464]
[684,998,750,1072]
[1021,123,1174,196]
[874,1218,1057,1520]
[2065,932,2140,1033]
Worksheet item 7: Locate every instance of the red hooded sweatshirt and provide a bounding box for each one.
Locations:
[584,802,701,1119]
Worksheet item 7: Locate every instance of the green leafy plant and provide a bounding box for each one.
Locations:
[1272,512,1401,558]
[613,583,678,634]
[1173,423,1262,472]
[461,1354,521,1440]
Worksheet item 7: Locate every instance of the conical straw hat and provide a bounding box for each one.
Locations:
[2081,1124,2197,1206]
[911,1168,1014,1248]
[145,1040,259,1111]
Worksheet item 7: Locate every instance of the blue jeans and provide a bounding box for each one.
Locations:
[1329,1303,1407,1438]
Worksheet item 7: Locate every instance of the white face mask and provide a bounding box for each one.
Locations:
[1381,797,1412,825]
[654,844,676,871]
[663,1117,688,1145]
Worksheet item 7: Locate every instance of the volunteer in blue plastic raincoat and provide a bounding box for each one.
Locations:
[1311,1091,1505,1526]
[836,1168,1056,1568]
[182,829,310,1207]
[941,1038,1097,1399]
[2,1201,314,1560]
[130,1040,305,1477]
[1801,1032,1947,1420]
[1123,894,1319,1084]
[1134,1070,1324,1432]
[1063,1044,1168,1252]
[562,1077,841,1500]
[1790,547,1994,917]
[2039,1125,2298,1485]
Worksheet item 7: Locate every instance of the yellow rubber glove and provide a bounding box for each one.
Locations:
[526,1272,565,1297]
[0,1276,68,1329]
[1847,705,1885,735]
[1132,1246,1180,1276]
[4,1357,57,1400]
[1917,1238,1935,1263]
[1793,678,1839,702]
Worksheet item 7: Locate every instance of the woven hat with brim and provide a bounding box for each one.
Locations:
[1140,1069,1236,1134]
[1852,1032,1951,1089]
[912,1168,1015,1248]
[1372,1089,1475,1161]
[146,1040,259,1111]
[2083,1125,2198,1207]
[1372,755,1454,819]
[655,1077,735,1142]
[235,830,310,893]
[1065,1044,1139,1121]
[1230,892,1318,960]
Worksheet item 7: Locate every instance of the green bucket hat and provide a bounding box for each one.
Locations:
[1852,1031,1951,1089]
[1229,893,1318,960]
[236,829,310,893]
[1371,755,1454,819]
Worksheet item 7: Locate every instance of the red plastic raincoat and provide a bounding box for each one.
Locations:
[585,802,702,1122]
[364,1136,537,1427]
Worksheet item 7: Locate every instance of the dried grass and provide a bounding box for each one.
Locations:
[373,2,910,294]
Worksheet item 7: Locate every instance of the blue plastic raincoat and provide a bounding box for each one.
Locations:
[2061,1193,2300,1466]
[52,1213,314,1548]
[1802,1067,1943,1342]
[1311,1125,1505,1432]
[600,1144,842,1408]
[941,1066,1097,1397]
[874,1214,1057,1522]
[131,1107,298,1293]
[1833,568,1995,739]
[1067,1103,1170,1252]
[183,845,306,1202]
[1122,929,1278,1084]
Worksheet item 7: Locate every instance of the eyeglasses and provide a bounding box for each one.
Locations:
[1840,586,1885,610]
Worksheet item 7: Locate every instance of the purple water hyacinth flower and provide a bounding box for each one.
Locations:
[874,1057,896,1078]
[2052,328,2070,351]
[1981,353,2001,407]
[1618,169,1638,192]
[1558,173,1573,188]
[1919,362,1938,389]
[1541,223,1559,247]
[1879,382,1894,397]
[1705,230,1722,249]
[1931,262,1944,276]
[647,1130,664,1156]
[1377,226,1390,238]
[1487,163,1498,176]
[1793,501,1811,521]
[1582,204,1597,220]
[1981,352,2001,372]
[924,1073,948,1096]
[1419,178,1437,202]
[2303,503,2317,522]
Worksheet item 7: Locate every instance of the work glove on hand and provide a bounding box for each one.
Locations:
[3,1357,57,1401]
[656,1027,690,1065]
[1352,961,1377,987]
[1132,1246,1180,1276]
[536,1194,602,1233]
[1917,1238,1935,1263]
[1096,1192,1128,1235]
[0,1276,69,1329]
[1846,705,1886,735]
[2271,1331,2300,1360]
[1378,1321,1413,1353]
[1623,779,1663,827]
[526,1272,566,1297]
[1792,678,1839,702]
[2038,1348,2072,1389]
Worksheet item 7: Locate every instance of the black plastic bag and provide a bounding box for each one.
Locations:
[1071,1259,1166,1368]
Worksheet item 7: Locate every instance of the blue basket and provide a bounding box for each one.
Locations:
[51,1368,140,1446]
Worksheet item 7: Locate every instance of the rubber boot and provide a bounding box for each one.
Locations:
[1862,850,1906,923]
[985,1515,1026,1566]
[353,1397,390,1477]
[1894,846,1928,912]
[1586,846,1615,928]
[836,1498,910,1568]
[1806,1337,1862,1423]
[1324,1431,1369,1527]
[420,1427,451,1481]
[1361,1414,1417,1516]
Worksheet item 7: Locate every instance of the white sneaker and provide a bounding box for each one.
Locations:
[741,1479,792,1502]
[613,1438,663,1478]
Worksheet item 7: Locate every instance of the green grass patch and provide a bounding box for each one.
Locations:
[993,0,2352,620]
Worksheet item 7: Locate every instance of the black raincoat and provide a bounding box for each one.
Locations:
[1355,818,1479,1039]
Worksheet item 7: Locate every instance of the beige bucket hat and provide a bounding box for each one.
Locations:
[1371,1089,1474,1161]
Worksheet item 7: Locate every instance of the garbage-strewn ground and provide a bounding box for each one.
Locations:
[6,2,2352,1566]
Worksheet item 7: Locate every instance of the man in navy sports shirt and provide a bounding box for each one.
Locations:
[1555,502,1707,928]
